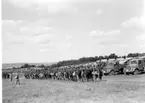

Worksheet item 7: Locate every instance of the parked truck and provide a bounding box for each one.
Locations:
[123,58,145,75]
[102,59,130,75]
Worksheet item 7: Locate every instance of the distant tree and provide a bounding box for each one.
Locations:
[141,53,145,56]
[122,56,126,59]
[21,63,36,68]
[38,64,45,68]
[108,53,118,59]
[12,67,17,69]
[104,55,109,59]
[94,56,99,61]
[98,56,104,60]
[127,53,140,58]
[31,65,35,67]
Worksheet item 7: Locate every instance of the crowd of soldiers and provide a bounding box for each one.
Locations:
[2,72,10,79]
[24,62,104,82]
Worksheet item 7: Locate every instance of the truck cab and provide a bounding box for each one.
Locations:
[124,58,145,75]
[102,62,115,75]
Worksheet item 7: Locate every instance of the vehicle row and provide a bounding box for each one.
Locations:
[101,57,145,75]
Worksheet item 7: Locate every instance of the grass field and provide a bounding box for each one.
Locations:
[3,74,145,103]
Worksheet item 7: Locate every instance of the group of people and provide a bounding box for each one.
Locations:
[2,72,21,85]
[3,62,104,84]
[2,72,10,79]
[24,62,104,82]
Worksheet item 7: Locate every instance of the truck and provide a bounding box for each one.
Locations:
[123,58,145,75]
[102,59,130,75]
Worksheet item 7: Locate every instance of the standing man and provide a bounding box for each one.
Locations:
[15,73,20,85]
[81,70,84,82]
[10,72,13,81]
[98,61,103,81]
[92,69,97,82]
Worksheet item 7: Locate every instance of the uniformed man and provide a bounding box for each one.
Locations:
[50,72,54,79]
[63,71,67,81]
[10,72,13,81]
[92,69,98,82]
[81,70,84,82]
[76,70,80,82]
[98,64,103,81]
[15,73,20,85]
[72,71,76,81]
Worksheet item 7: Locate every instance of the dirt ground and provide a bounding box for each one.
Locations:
[2,74,145,103]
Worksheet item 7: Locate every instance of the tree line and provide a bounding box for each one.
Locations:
[15,52,145,70]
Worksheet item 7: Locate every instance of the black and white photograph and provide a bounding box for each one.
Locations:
[1,0,145,103]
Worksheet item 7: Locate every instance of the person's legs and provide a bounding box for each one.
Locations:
[11,77,13,81]
[16,79,18,85]
[93,75,95,82]
[97,74,100,81]
[100,74,102,81]
[98,73,102,81]
[18,79,20,85]
[76,75,79,82]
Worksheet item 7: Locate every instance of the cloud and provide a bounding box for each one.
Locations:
[10,41,25,45]
[139,44,145,48]
[95,9,103,15]
[93,6,145,47]
[120,9,145,49]
[90,29,129,46]
[136,33,145,41]
[2,19,54,49]
[90,30,104,37]
[2,19,74,53]
[72,0,111,2]
[28,34,54,45]
[39,40,51,45]
[2,20,23,34]
[90,17,145,50]
[90,29,120,37]
[121,0,145,31]
[6,0,112,14]
[121,17,145,30]
[2,20,23,26]
[67,43,72,48]
[7,0,77,14]
[40,48,52,52]
[135,33,145,48]
[66,35,72,41]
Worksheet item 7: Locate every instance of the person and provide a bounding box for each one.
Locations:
[98,62,103,81]
[15,73,20,85]
[92,69,97,82]
[81,70,84,82]
[10,72,13,81]
[72,71,76,81]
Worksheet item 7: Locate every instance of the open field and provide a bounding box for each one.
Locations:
[3,74,145,103]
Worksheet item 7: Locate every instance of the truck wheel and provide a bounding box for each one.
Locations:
[110,70,115,75]
[124,71,127,75]
[134,69,139,75]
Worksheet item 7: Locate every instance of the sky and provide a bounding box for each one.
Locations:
[2,0,145,63]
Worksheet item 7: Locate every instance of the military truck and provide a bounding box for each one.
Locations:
[102,59,130,75]
[124,58,145,75]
